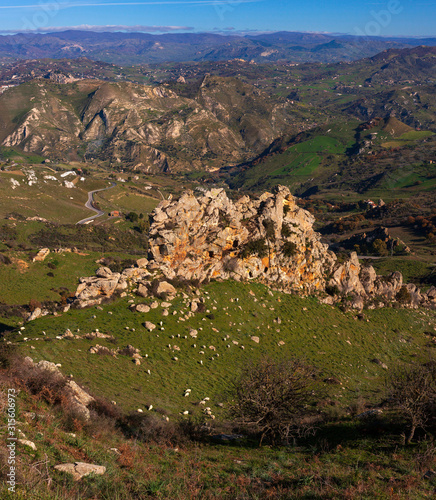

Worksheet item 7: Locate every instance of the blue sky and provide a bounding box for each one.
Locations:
[0,0,434,37]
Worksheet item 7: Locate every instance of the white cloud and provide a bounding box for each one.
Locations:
[0,24,193,33]
[0,0,261,9]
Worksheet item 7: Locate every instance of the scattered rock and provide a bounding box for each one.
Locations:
[137,284,149,298]
[27,308,42,322]
[54,462,106,481]
[136,258,148,268]
[18,439,37,451]
[371,358,388,370]
[33,248,50,262]
[136,304,151,313]
[88,345,117,357]
[155,281,177,299]
[95,267,113,278]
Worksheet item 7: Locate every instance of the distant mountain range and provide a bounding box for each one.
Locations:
[0,31,436,64]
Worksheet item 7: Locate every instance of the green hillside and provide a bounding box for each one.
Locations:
[11,280,435,415]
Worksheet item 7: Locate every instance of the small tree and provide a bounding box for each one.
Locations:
[228,357,318,445]
[372,238,389,256]
[386,362,436,444]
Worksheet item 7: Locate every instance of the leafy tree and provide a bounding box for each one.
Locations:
[240,238,268,259]
[126,212,139,223]
[282,241,298,257]
[262,219,275,240]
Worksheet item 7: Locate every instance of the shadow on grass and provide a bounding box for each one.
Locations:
[0,322,14,336]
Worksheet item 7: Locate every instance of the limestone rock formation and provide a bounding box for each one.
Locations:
[148,185,336,293]
[70,186,434,311]
[147,186,431,310]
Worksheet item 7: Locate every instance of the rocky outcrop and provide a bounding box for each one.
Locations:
[147,186,433,310]
[148,185,336,293]
[23,358,95,421]
[72,256,179,309]
[71,187,434,311]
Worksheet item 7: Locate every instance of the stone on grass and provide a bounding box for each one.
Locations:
[54,462,106,481]
[144,322,156,331]
[18,439,37,451]
[136,304,151,313]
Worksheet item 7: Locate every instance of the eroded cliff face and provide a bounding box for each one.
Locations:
[0,77,295,171]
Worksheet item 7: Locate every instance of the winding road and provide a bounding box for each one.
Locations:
[76,182,116,225]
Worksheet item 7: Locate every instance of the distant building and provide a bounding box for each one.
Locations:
[364,199,377,209]
[109,211,120,217]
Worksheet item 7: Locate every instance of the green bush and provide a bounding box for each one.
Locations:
[281,223,291,238]
[240,238,268,259]
[282,241,298,257]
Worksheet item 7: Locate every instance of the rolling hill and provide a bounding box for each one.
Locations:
[0,75,296,171]
[0,31,435,65]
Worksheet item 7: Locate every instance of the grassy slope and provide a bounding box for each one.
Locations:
[0,250,107,304]
[12,280,436,416]
[228,122,358,191]
[0,169,105,224]
[2,385,436,500]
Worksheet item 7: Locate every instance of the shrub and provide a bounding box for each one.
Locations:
[120,412,201,446]
[88,395,121,420]
[386,361,436,444]
[282,241,298,257]
[0,343,17,369]
[396,286,412,304]
[0,254,11,265]
[240,238,268,259]
[281,223,291,238]
[372,239,389,256]
[126,212,139,223]
[29,298,42,312]
[20,366,67,406]
[262,219,275,240]
[228,357,319,445]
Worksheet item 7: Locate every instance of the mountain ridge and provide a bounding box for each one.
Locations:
[0,30,435,64]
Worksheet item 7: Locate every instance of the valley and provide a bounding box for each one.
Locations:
[0,38,435,500]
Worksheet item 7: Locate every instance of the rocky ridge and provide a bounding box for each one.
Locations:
[73,186,436,311]
[0,76,293,171]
